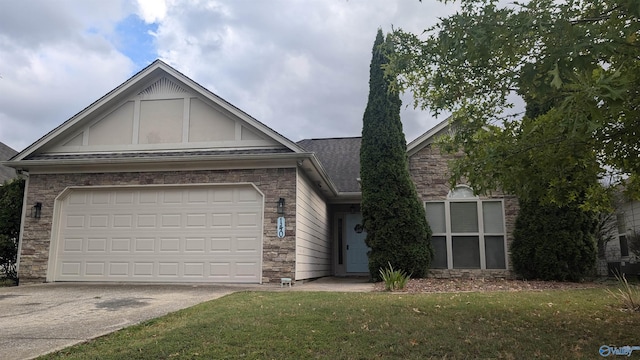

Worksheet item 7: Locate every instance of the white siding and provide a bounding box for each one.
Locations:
[295,171,331,279]
[620,200,640,233]
[605,200,640,263]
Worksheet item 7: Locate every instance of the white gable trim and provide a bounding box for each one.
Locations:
[13,60,305,161]
[406,117,453,157]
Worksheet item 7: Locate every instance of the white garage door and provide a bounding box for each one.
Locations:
[50,185,263,283]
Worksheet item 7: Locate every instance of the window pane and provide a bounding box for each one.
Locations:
[426,202,446,234]
[482,201,504,233]
[621,235,629,257]
[431,236,447,269]
[450,202,478,233]
[485,236,506,269]
[449,186,476,199]
[452,236,480,268]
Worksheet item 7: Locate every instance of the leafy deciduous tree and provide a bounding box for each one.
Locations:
[389,0,640,211]
[360,29,433,280]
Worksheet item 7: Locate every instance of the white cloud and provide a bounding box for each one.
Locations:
[136,0,167,23]
[0,0,461,151]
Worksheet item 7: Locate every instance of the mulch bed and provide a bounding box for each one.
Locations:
[374,278,608,293]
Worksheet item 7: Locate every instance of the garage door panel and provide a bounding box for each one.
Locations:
[185,237,205,252]
[53,185,263,283]
[113,215,133,228]
[159,237,180,252]
[115,191,134,204]
[187,189,208,203]
[161,214,181,228]
[68,192,88,205]
[137,214,157,227]
[63,238,83,252]
[134,262,154,276]
[60,262,81,276]
[66,215,85,228]
[111,238,132,252]
[236,262,260,277]
[186,213,206,227]
[91,192,110,205]
[109,262,130,276]
[87,238,107,252]
[158,262,179,276]
[85,262,105,276]
[184,263,205,277]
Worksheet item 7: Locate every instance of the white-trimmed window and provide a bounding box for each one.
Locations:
[425,185,507,269]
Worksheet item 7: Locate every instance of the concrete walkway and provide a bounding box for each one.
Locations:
[0,278,373,360]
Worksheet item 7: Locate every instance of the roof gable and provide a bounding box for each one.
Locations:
[406,117,453,156]
[14,60,304,161]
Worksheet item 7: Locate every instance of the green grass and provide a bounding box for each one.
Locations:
[0,278,16,287]
[40,289,640,359]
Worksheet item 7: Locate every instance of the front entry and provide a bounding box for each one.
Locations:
[345,213,369,273]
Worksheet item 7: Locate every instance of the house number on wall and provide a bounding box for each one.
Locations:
[277,217,285,238]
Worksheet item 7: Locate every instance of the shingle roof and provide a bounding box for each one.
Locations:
[0,142,18,183]
[297,137,361,193]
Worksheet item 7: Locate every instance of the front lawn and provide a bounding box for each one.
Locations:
[40,289,639,359]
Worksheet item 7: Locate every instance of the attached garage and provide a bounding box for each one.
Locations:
[47,184,264,283]
[9,61,335,285]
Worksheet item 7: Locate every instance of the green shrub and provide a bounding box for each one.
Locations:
[0,179,24,284]
[379,262,410,291]
[511,200,597,282]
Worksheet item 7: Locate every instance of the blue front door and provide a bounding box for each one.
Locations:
[345,213,369,273]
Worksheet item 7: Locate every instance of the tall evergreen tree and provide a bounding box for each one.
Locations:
[360,29,433,280]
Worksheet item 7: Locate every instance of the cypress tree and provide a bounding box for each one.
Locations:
[360,29,433,280]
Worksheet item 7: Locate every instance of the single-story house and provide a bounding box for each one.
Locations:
[0,142,18,183]
[5,60,517,284]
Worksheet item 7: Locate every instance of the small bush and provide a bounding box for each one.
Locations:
[0,179,24,284]
[379,262,410,291]
[511,200,597,281]
[607,272,640,312]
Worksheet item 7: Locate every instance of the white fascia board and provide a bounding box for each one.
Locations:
[406,116,453,156]
[13,62,167,162]
[6,152,308,172]
[330,192,362,204]
[305,153,340,197]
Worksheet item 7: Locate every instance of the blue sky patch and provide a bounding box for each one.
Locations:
[114,14,158,67]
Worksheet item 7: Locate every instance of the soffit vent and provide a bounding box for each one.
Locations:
[138,77,189,96]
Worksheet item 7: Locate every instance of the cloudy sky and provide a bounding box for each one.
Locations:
[0,0,460,152]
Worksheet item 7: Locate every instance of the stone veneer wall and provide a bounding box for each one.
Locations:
[409,144,519,279]
[19,168,297,284]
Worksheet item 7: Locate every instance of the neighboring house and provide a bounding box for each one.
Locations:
[4,60,517,285]
[602,196,640,276]
[0,142,18,183]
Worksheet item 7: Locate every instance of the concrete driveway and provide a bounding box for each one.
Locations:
[0,283,255,360]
